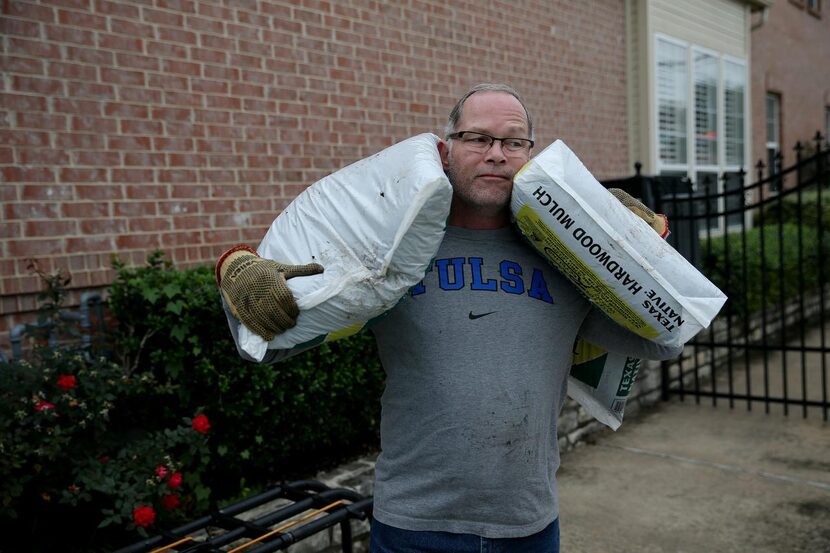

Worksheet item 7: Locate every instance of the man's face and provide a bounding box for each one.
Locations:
[439,91,532,218]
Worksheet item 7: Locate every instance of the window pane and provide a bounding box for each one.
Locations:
[657,40,688,165]
[724,172,744,227]
[695,171,720,232]
[724,61,745,166]
[694,52,718,165]
[766,93,780,146]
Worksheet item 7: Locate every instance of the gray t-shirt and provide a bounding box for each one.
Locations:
[371,224,680,538]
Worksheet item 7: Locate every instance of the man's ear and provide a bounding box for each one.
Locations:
[437,139,450,171]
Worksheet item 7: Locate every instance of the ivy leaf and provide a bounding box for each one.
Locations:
[170,325,187,343]
[166,301,183,315]
[163,283,181,298]
[141,288,160,304]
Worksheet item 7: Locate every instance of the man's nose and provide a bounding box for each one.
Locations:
[484,140,507,163]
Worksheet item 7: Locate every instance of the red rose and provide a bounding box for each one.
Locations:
[99,456,109,464]
[167,472,183,490]
[57,374,77,392]
[35,400,55,412]
[154,465,169,479]
[132,505,156,528]
[191,414,211,434]
[160,494,180,511]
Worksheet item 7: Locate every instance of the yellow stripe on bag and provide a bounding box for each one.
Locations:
[516,205,659,339]
[326,322,364,342]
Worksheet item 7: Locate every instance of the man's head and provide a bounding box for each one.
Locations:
[443,83,534,142]
[439,83,534,229]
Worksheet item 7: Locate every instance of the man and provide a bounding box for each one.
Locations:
[216,83,681,552]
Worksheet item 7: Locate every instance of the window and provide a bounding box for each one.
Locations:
[694,52,718,166]
[657,40,688,166]
[766,92,781,175]
[724,61,745,167]
[654,36,748,234]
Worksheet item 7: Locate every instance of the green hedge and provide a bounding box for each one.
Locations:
[703,188,830,317]
[107,252,385,495]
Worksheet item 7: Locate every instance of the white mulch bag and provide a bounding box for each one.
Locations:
[511,139,727,428]
[569,340,642,430]
[239,133,451,361]
[512,139,727,348]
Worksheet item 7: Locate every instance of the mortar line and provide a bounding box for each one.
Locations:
[599,444,830,492]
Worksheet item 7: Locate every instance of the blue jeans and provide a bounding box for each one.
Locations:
[369,517,559,553]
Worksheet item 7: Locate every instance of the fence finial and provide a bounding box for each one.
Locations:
[756,159,765,182]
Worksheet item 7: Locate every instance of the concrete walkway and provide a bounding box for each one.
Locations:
[557,399,830,552]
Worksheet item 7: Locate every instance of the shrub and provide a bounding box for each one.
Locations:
[2,253,384,551]
[702,223,830,317]
[754,186,830,231]
[106,251,385,498]
[0,332,212,552]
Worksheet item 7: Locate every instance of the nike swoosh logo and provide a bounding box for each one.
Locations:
[468,311,496,320]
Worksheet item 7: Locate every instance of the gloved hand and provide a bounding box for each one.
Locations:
[609,188,669,238]
[215,245,324,341]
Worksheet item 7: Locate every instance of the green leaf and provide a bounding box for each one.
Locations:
[141,288,160,304]
[163,283,181,298]
[170,325,187,343]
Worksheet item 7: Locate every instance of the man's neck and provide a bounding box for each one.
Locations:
[447,204,511,230]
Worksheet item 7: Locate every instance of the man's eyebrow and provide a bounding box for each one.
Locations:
[465,126,529,136]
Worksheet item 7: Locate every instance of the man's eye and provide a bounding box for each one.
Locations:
[504,140,525,149]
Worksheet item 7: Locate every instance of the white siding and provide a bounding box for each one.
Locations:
[651,0,748,58]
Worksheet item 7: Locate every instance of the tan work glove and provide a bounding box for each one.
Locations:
[609,188,669,238]
[215,245,324,341]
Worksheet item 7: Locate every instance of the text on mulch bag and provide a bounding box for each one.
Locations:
[531,185,685,333]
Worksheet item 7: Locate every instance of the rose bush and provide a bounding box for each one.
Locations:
[3,253,384,551]
[0,268,213,552]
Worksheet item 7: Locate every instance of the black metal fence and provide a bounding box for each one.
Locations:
[611,133,830,420]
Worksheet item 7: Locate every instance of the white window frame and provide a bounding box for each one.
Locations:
[653,34,750,236]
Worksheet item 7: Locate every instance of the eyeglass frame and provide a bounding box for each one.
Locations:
[446,131,535,154]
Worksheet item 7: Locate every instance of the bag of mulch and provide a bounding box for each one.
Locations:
[568,340,643,430]
[511,139,727,348]
[512,139,727,428]
[238,133,451,361]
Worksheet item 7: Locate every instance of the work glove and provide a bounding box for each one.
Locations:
[215,245,324,341]
[609,188,669,238]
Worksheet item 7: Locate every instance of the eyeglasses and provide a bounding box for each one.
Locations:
[447,131,534,154]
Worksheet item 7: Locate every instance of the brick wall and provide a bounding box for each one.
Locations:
[0,0,629,349]
[751,0,830,168]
